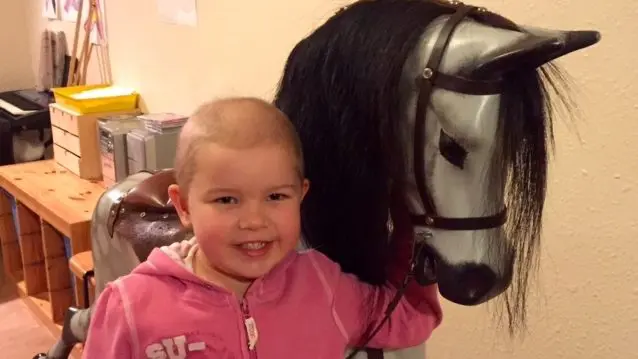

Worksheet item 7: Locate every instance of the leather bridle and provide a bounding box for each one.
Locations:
[407,1,510,286]
[411,2,507,234]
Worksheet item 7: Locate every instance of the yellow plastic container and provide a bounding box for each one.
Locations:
[51,85,139,114]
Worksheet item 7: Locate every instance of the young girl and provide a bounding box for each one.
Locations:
[82,97,442,358]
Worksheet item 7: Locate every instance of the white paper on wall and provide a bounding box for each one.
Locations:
[59,0,107,45]
[43,0,59,19]
[60,0,81,22]
[157,0,198,27]
[83,0,107,45]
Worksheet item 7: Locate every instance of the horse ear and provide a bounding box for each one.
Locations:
[472,28,601,77]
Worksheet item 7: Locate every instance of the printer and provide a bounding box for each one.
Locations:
[0,89,55,165]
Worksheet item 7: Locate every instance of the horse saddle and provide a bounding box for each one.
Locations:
[120,168,177,213]
[105,169,192,261]
[106,168,177,237]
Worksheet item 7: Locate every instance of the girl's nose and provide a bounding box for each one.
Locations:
[238,205,268,230]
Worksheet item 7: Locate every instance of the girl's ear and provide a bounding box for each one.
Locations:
[168,184,192,228]
[301,179,310,201]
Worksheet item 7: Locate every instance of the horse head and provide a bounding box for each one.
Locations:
[398,2,600,322]
[275,0,600,335]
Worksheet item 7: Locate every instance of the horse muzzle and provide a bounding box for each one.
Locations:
[414,244,514,306]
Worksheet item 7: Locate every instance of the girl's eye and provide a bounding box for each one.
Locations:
[268,193,289,201]
[214,196,238,205]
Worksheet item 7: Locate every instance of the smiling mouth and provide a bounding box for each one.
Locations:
[238,242,269,250]
[234,241,275,258]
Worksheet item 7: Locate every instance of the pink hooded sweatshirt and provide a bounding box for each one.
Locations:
[82,239,442,358]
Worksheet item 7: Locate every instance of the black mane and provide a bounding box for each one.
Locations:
[275,0,454,285]
[274,0,572,335]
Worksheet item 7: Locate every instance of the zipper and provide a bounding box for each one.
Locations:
[240,298,258,358]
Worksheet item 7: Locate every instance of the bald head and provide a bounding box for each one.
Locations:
[174,96,304,192]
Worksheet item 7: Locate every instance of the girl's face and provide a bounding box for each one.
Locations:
[169,142,308,292]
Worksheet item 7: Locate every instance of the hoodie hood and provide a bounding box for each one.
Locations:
[132,237,300,302]
[132,237,202,282]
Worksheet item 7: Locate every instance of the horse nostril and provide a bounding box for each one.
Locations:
[459,266,495,301]
[436,262,498,306]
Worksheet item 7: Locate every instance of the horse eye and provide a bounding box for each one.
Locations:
[439,129,467,169]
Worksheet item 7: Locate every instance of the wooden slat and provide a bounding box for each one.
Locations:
[19,215,47,296]
[17,203,40,235]
[19,233,45,265]
[41,221,67,259]
[41,221,74,321]
[0,211,22,277]
[22,267,47,297]
[0,213,17,245]
[16,202,47,297]
[49,289,74,323]
[1,241,22,276]
[0,190,10,214]
[46,256,72,292]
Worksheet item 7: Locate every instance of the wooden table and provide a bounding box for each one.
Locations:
[0,159,105,338]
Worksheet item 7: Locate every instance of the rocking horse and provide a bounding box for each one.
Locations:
[35,0,600,358]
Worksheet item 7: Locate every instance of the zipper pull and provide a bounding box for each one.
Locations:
[241,300,258,351]
[244,316,258,350]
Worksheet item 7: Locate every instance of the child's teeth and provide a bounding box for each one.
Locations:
[241,242,266,250]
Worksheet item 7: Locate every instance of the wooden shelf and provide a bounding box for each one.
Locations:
[0,159,105,355]
[0,160,104,241]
